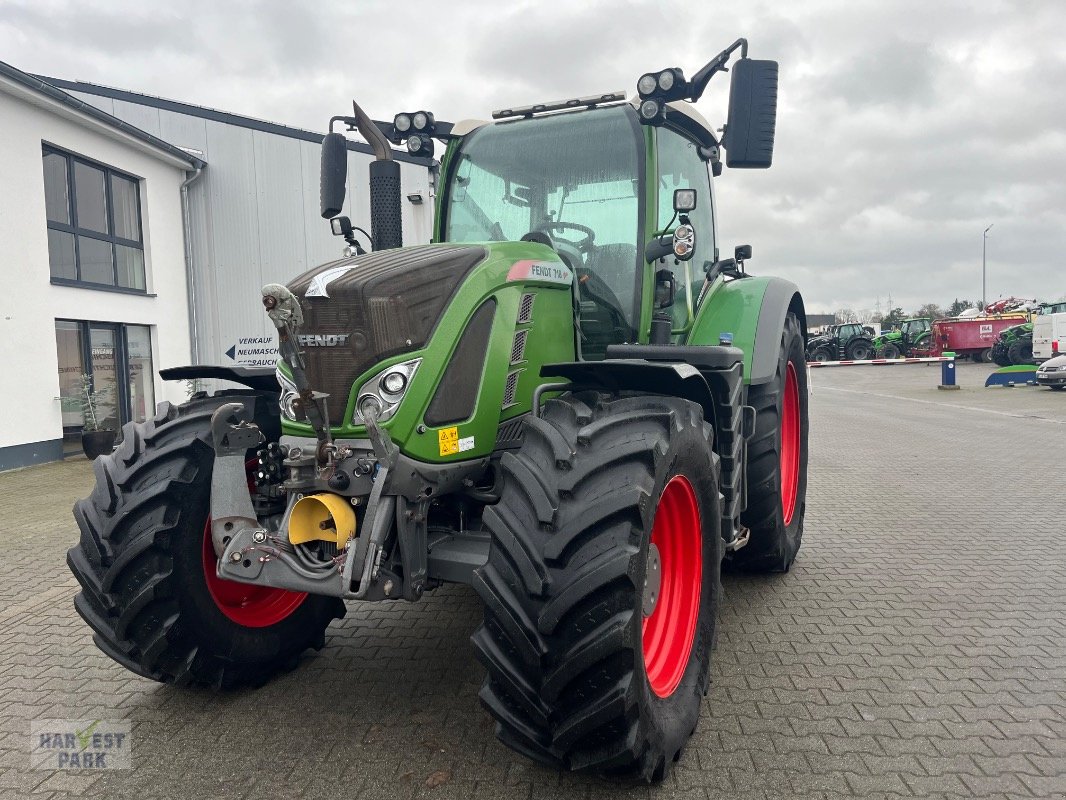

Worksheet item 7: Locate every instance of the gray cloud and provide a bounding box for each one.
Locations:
[2,0,1063,311]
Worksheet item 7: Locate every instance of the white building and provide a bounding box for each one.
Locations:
[0,61,433,471]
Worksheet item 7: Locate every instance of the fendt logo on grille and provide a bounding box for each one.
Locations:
[297,333,350,347]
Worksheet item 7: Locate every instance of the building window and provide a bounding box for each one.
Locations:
[55,320,155,455]
[43,146,146,292]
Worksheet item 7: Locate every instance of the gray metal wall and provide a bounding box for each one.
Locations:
[66,91,434,370]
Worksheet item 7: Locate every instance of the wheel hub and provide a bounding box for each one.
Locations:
[642,543,661,617]
[641,475,702,699]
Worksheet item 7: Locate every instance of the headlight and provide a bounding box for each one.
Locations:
[353,358,421,425]
[276,367,302,421]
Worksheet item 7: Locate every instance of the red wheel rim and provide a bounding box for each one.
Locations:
[201,460,307,628]
[642,475,702,699]
[780,361,801,525]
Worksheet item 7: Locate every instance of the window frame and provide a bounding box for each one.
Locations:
[655,125,717,331]
[43,143,147,294]
[55,318,155,438]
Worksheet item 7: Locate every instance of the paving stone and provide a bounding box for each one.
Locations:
[0,364,1063,797]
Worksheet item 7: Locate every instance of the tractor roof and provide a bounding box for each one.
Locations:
[449,97,718,147]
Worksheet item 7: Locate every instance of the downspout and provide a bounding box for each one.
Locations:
[180,167,204,364]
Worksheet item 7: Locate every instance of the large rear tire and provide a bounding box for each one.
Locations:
[1007,340,1034,365]
[472,394,722,782]
[67,394,345,688]
[732,311,809,572]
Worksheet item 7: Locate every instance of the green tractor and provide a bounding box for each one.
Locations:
[992,302,1066,365]
[872,317,932,358]
[67,40,808,781]
[991,321,1034,366]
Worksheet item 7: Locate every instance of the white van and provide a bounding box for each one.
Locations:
[1032,312,1066,361]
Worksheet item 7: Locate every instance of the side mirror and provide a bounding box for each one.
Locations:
[320,132,348,219]
[723,59,778,169]
[735,244,752,261]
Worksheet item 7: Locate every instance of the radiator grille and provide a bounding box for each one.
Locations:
[502,369,522,408]
[510,329,529,364]
[517,292,535,324]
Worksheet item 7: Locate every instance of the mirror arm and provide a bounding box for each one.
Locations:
[689,38,748,101]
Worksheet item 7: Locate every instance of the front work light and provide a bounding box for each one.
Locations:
[637,73,658,97]
[393,113,412,132]
[639,99,664,122]
[412,111,434,131]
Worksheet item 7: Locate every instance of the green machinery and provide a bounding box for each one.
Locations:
[872,317,932,358]
[992,302,1066,365]
[806,322,876,361]
[68,40,808,781]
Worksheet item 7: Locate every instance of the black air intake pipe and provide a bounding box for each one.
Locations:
[369,160,403,251]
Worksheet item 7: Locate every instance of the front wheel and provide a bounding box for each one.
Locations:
[879,342,902,359]
[809,345,834,362]
[67,394,345,688]
[733,311,809,572]
[472,394,722,781]
[845,339,873,361]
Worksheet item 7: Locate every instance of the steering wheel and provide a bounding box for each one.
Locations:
[539,221,596,253]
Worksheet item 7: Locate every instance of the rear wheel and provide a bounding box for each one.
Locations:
[472,394,721,782]
[1007,340,1034,365]
[67,394,344,688]
[733,311,809,572]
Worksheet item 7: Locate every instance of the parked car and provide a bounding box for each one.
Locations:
[1036,354,1066,390]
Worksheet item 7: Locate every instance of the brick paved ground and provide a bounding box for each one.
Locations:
[0,361,1063,799]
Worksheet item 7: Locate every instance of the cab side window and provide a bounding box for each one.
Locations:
[656,128,715,325]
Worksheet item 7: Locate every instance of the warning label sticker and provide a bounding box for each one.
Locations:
[438,427,459,456]
[438,428,475,456]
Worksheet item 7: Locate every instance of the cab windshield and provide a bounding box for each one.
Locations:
[442,106,643,346]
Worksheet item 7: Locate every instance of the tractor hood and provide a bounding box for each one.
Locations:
[285,244,488,408]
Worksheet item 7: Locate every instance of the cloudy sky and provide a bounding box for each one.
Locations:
[2,0,1064,314]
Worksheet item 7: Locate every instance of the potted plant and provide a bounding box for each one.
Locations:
[60,376,117,459]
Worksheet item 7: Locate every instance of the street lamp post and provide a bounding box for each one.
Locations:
[982,223,994,309]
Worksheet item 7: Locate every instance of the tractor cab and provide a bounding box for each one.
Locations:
[437,102,719,358]
[900,317,931,343]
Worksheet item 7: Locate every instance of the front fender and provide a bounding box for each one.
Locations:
[687,276,806,385]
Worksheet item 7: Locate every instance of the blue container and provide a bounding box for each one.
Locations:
[941,353,956,387]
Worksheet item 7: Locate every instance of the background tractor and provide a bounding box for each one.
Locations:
[805,322,876,361]
[67,40,808,782]
[872,317,931,358]
[991,303,1066,365]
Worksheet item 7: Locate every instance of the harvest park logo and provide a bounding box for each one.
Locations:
[30,720,131,770]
